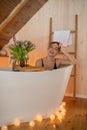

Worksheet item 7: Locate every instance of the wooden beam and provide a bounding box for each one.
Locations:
[73,15,78,99]
[49,17,52,46]
[0,0,29,32]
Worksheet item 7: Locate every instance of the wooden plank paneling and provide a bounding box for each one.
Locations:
[0,0,29,32]
[0,0,48,47]
[0,0,21,23]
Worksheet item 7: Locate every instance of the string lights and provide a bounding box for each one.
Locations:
[0,102,66,129]
[35,114,43,122]
[50,114,56,121]
[13,118,21,126]
[29,120,35,127]
[1,125,8,130]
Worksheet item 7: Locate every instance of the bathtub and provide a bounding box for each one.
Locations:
[0,65,72,126]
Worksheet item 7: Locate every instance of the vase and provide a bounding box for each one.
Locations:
[19,60,25,67]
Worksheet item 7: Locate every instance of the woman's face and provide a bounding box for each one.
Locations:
[48,43,59,57]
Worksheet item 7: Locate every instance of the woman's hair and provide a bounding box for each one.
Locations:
[51,41,60,45]
[48,41,61,51]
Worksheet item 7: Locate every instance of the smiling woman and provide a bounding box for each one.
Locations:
[35,42,76,70]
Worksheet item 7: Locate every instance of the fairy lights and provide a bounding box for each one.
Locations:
[1,125,8,130]
[0,102,66,129]
[29,120,35,127]
[53,124,56,128]
[62,101,66,107]
[50,114,56,121]
[13,118,21,126]
[35,114,43,122]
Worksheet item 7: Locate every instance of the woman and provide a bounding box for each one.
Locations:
[35,42,76,70]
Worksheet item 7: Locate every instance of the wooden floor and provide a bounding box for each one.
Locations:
[0,97,87,130]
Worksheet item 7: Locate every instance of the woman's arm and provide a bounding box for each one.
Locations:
[60,48,77,65]
[35,59,42,67]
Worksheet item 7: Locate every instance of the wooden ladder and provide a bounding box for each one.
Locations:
[49,15,78,99]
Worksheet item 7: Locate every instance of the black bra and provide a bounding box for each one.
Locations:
[41,59,57,69]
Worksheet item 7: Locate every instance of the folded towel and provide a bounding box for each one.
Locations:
[52,30,72,47]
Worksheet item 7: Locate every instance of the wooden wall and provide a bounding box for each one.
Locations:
[0,0,87,98]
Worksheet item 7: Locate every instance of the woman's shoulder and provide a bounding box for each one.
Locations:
[35,57,45,67]
[36,57,45,62]
[36,58,42,65]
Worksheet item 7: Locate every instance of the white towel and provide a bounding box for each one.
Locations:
[52,30,72,47]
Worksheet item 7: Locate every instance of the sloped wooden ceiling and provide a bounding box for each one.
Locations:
[0,0,48,48]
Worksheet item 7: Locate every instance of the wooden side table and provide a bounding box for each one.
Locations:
[14,65,46,72]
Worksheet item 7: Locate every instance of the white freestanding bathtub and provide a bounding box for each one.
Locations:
[0,65,72,126]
